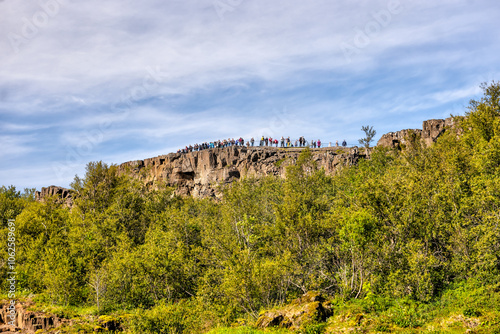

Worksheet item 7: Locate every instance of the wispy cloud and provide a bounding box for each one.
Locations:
[0,0,499,189]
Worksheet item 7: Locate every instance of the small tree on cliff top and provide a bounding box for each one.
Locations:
[359,125,377,148]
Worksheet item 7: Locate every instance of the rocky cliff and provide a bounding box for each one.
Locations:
[34,186,73,206]
[119,146,367,198]
[0,301,120,333]
[0,301,69,333]
[34,116,462,202]
[377,116,460,148]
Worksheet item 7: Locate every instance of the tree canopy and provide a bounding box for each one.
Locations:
[1,82,500,333]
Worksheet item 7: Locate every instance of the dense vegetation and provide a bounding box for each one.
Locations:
[1,82,500,333]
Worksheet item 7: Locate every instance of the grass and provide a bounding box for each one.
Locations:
[274,158,286,167]
[207,327,292,334]
[5,282,500,333]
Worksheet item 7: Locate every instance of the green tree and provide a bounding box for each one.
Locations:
[359,125,377,148]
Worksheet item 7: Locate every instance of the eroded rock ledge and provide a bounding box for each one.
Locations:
[377,116,460,148]
[35,186,73,207]
[119,146,366,198]
[35,116,462,202]
[0,301,68,333]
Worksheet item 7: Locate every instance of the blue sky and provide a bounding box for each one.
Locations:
[1,0,499,190]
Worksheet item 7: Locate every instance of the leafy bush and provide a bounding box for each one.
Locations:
[124,300,203,334]
[303,322,327,334]
[463,307,482,317]
[3,82,500,333]
[387,299,428,328]
[206,327,292,334]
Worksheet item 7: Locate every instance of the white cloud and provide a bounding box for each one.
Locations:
[0,0,499,188]
[0,134,36,159]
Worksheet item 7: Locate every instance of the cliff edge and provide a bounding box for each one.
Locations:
[377,116,460,148]
[35,116,461,201]
[119,146,366,198]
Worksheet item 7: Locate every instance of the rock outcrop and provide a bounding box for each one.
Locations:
[35,186,73,207]
[0,301,121,333]
[377,116,460,148]
[34,116,464,201]
[376,128,423,148]
[255,291,333,330]
[119,146,366,198]
[0,301,70,333]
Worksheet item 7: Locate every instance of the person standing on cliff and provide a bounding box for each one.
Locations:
[251,137,255,146]
[317,139,321,148]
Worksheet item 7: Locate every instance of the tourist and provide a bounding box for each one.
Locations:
[177,132,351,155]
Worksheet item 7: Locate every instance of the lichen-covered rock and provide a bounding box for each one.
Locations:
[377,116,461,148]
[255,291,333,330]
[98,315,121,331]
[377,129,422,149]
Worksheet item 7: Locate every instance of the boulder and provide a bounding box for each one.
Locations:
[255,291,333,330]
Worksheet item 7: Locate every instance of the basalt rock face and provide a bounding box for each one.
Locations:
[0,301,70,334]
[376,128,423,148]
[35,186,73,207]
[119,146,367,198]
[377,116,460,148]
[422,117,459,146]
[35,117,463,201]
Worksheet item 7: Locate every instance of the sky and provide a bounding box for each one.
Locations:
[1,0,499,190]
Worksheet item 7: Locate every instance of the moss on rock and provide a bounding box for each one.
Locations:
[255,292,332,331]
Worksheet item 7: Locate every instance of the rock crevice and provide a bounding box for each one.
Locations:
[119,146,365,198]
[35,186,73,207]
[0,301,69,333]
